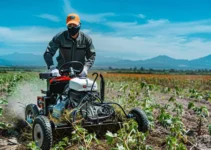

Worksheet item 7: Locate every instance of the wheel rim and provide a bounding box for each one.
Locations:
[34,124,44,147]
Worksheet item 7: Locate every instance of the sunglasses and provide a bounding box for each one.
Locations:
[67,24,80,29]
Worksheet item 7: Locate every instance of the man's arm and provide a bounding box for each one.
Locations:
[85,36,96,69]
[43,33,61,69]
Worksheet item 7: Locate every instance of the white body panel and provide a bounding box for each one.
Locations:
[69,77,97,91]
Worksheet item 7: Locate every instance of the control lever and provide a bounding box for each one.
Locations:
[70,67,76,78]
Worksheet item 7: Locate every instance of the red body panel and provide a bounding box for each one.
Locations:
[50,76,71,84]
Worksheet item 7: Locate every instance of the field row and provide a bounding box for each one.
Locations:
[1,72,211,149]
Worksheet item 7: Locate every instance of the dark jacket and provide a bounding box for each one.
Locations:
[44,30,96,69]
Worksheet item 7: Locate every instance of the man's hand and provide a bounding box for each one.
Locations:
[49,66,61,77]
[79,66,89,77]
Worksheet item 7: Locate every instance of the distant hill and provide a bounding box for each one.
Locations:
[190,55,211,69]
[0,52,211,69]
[114,55,191,69]
[0,52,45,66]
[0,59,12,66]
[95,55,122,67]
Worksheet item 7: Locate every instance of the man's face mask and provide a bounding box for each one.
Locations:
[67,24,80,36]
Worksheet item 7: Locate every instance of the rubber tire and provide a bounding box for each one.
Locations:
[25,104,39,121]
[129,108,149,133]
[33,116,53,150]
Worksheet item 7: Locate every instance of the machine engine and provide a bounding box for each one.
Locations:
[52,89,114,121]
[51,75,113,121]
[80,103,115,121]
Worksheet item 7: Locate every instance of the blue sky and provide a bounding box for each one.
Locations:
[0,0,211,60]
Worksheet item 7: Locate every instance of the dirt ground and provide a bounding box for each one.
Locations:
[105,88,211,150]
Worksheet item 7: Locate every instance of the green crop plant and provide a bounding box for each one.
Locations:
[27,141,40,150]
[193,106,209,118]
[0,98,8,117]
[174,86,184,97]
[204,91,211,101]
[207,124,211,135]
[106,80,115,92]
[195,106,209,135]
[172,102,184,117]
[52,137,69,150]
[208,124,211,135]
[127,88,142,108]
[106,120,152,150]
[189,89,203,100]
[187,102,195,110]
[158,107,173,128]
[0,106,2,117]
[71,125,99,150]
[119,84,129,94]
[164,104,171,110]
[0,73,25,130]
[169,117,187,143]
[142,105,155,129]
[188,105,209,135]
[168,96,176,102]
[161,87,171,94]
[165,136,186,150]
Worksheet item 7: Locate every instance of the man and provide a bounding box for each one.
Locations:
[43,13,96,77]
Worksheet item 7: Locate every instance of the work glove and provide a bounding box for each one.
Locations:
[49,66,61,77]
[79,66,89,77]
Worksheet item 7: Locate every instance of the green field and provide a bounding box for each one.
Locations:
[0,71,211,150]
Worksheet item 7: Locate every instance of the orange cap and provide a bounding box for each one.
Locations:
[66,13,80,26]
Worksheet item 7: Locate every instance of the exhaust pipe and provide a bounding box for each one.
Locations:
[100,74,105,102]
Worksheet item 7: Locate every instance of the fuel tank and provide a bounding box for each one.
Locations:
[69,77,97,91]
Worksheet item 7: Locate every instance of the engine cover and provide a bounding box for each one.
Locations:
[69,77,97,91]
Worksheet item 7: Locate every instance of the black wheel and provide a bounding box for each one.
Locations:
[129,108,149,132]
[33,116,53,150]
[25,104,39,124]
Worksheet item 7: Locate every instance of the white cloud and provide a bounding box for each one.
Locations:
[63,0,77,14]
[105,21,138,28]
[63,0,115,23]
[0,26,64,43]
[105,19,211,36]
[138,14,146,19]
[36,14,60,22]
[55,1,211,60]
[90,33,211,60]
[80,13,115,23]
[147,19,170,25]
[1,17,211,60]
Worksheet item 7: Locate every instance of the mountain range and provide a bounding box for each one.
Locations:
[0,52,211,69]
